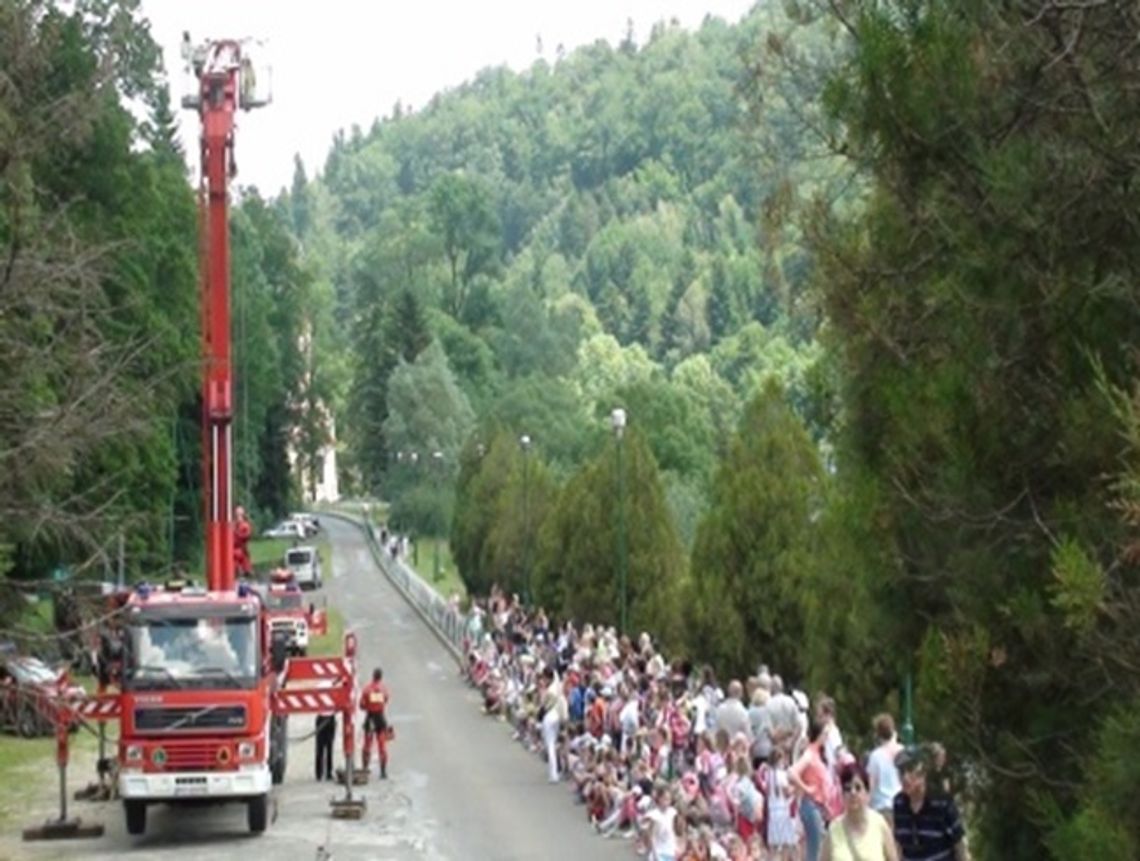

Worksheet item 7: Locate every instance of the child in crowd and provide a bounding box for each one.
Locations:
[729,757,763,845]
[639,784,682,861]
[766,747,798,860]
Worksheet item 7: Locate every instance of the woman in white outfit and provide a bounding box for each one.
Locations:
[540,668,564,782]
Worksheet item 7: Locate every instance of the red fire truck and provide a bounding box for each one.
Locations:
[115,582,279,832]
[264,568,329,656]
[24,37,362,843]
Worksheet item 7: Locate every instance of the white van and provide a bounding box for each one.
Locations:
[283,546,322,590]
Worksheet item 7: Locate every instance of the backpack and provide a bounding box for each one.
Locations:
[569,685,586,722]
[668,706,691,748]
[824,767,845,821]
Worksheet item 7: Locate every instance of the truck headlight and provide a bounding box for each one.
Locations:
[125,744,143,763]
[237,741,256,760]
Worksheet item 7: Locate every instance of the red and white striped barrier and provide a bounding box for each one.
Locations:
[282,657,351,683]
[72,698,121,719]
[275,690,340,712]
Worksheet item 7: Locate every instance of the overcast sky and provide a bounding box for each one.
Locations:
[140,0,757,194]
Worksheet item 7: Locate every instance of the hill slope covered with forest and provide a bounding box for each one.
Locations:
[290,4,846,524]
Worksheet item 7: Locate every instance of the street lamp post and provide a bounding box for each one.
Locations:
[404,451,419,565]
[611,407,628,635]
[901,672,915,744]
[432,450,443,581]
[519,434,532,606]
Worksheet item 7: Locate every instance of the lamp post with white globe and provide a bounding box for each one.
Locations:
[611,408,628,635]
[520,434,532,605]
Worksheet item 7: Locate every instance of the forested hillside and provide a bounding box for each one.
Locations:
[292,4,843,541]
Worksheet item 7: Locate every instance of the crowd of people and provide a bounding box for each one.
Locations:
[460,587,969,861]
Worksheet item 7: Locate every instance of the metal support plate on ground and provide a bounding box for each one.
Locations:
[22,819,105,841]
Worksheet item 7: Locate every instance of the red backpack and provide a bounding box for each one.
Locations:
[668,706,691,748]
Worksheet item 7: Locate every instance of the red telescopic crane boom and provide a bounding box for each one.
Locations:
[186,39,268,592]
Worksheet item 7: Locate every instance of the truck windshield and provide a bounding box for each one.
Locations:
[285,550,312,566]
[125,617,258,690]
[264,592,303,611]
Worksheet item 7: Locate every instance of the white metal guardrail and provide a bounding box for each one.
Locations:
[322,510,468,663]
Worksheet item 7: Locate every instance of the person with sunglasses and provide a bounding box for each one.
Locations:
[821,761,899,861]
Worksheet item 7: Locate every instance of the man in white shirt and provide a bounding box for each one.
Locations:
[867,712,903,825]
[766,675,800,758]
[748,688,773,765]
[714,680,751,742]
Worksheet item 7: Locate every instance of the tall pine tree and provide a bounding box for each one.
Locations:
[686,384,822,678]
[814,3,1140,856]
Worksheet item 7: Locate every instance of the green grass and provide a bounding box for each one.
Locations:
[249,537,293,570]
[308,606,345,657]
[0,734,60,826]
[188,535,293,580]
[0,719,100,827]
[317,540,332,579]
[409,536,465,599]
[20,598,55,635]
[248,536,332,579]
[318,500,388,525]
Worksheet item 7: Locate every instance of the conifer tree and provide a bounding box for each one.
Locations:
[686,383,823,678]
[813,3,1140,855]
[533,428,685,645]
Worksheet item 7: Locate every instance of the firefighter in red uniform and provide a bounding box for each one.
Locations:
[359,667,391,778]
[233,505,253,579]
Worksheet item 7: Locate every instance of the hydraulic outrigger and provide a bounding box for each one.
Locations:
[24,35,363,842]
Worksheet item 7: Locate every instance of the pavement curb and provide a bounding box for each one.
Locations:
[321,511,464,667]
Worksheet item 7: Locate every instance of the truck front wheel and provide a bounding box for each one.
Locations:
[270,715,288,784]
[270,750,286,784]
[247,793,269,833]
[124,800,147,836]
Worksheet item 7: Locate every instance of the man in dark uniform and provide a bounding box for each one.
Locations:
[359,667,391,778]
[314,710,336,781]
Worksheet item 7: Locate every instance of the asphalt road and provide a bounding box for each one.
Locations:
[2,518,630,861]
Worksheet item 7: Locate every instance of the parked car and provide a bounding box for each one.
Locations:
[262,520,305,540]
[0,654,84,737]
[289,513,320,537]
[284,545,322,590]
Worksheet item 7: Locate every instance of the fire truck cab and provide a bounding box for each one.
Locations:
[116,581,281,835]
